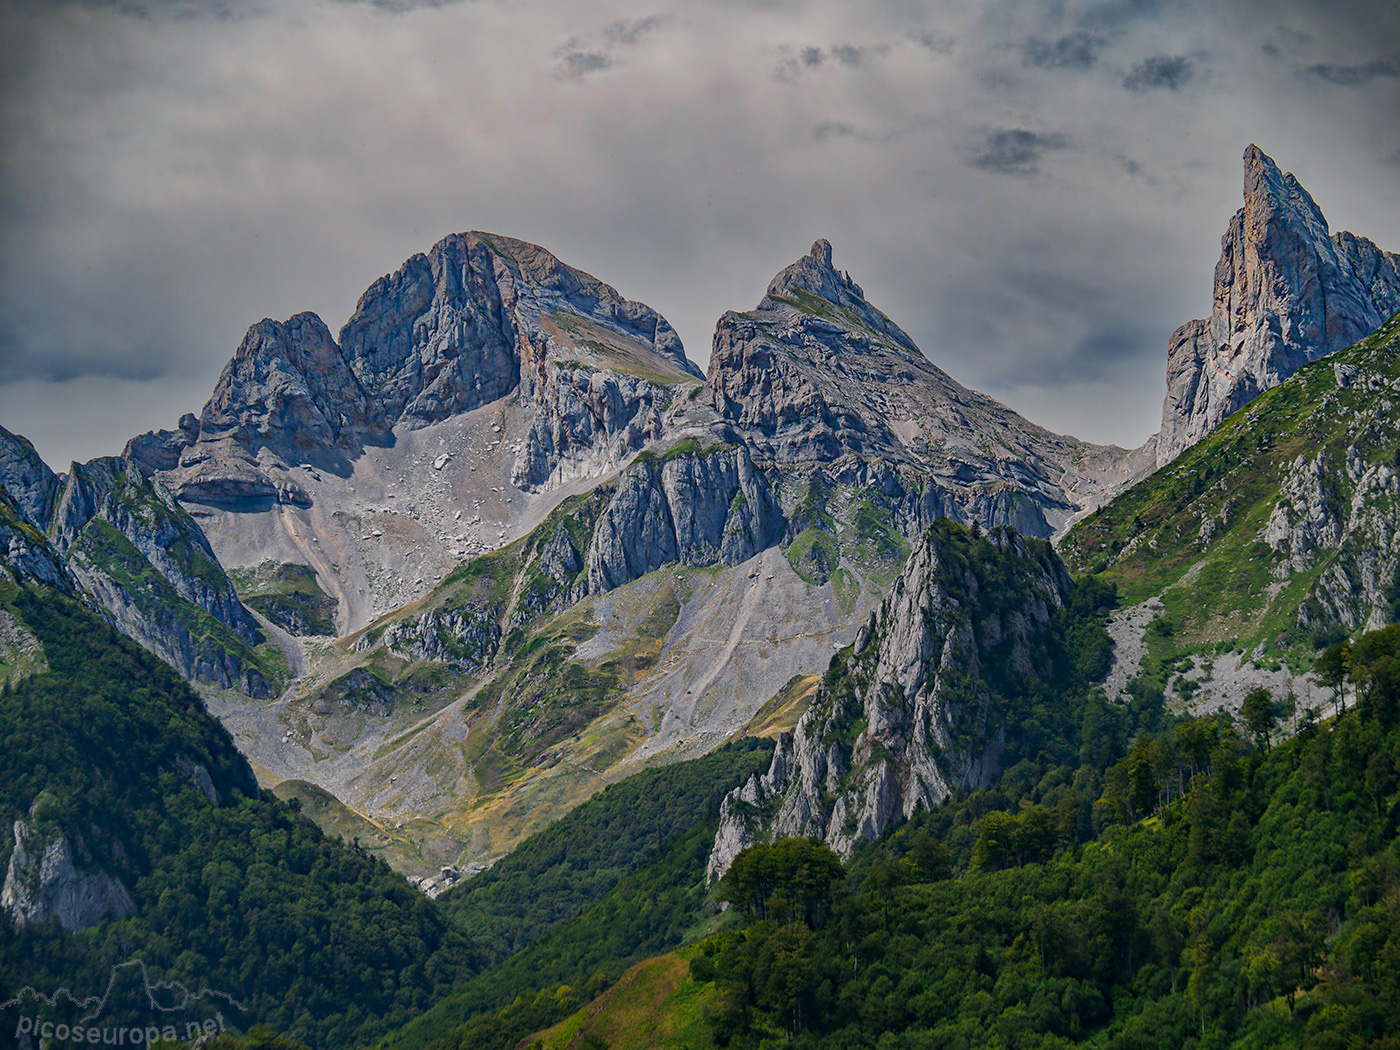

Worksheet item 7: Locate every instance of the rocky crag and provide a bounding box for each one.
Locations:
[1,815,136,932]
[704,239,1151,539]
[1157,145,1400,466]
[0,425,275,695]
[707,520,1076,878]
[125,233,703,631]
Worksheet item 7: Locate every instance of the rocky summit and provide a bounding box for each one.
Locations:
[1157,145,1400,466]
[125,232,704,630]
[704,239,1151,538]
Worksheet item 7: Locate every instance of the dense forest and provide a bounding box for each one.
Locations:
[677,626,1400,1048]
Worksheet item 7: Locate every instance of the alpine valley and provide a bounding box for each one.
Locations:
[3,146,1399,1050]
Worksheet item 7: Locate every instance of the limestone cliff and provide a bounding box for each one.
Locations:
[583,445,785,593]
[1157,145,1400,465]
[1,818,136,932]
[708,520,1073,878]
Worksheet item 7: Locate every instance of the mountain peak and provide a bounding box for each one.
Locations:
[1156,146,1400,465]
[760,237,870,316]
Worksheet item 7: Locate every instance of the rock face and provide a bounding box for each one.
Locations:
[1158,145,1400,466]
[0,427,271,695]
[705,240,1149,538]
[1,818,136,932]
[128,232,701,510]
[0,486,73,593]
[707,520,1073,879]
[0,426,61,533]
[583,446,785,593]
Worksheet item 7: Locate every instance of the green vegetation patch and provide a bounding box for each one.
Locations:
[230,561,339,636]
[786,528,840,586]
[0,588,473,1049]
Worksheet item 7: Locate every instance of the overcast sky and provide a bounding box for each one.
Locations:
[1,0,1398,469]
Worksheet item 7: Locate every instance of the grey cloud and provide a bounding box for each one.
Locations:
[997,323,1159,386]
[830,45,868,68]
[604,15,669,47]
[1123,54,1196,91]
[554,15,669,80]
[1306,53,1400,86]
[812,121,870,142]
[1076,0,1165,34]
[556,50,611,79]
[1023,33,1108,70]
[775,43,886,80]
[970,129,1070,175]
[0,315,175,385]
[7,0,262,17]
[333,0,466,11]
[907,30,954,55]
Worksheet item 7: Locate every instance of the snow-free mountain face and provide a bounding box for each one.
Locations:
[705,239,1151,539]
[0,425,276,696]
[1157,145,1400,466]
[125,232,704,631]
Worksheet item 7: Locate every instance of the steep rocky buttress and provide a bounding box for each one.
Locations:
[0,425,273,695]
[708,520,1074,878]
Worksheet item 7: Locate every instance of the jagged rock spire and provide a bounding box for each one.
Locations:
[1157,145,1400,465]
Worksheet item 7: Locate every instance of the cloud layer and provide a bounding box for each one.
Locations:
[2,0,1399,467]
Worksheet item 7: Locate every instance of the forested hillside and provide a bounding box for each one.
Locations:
[510,625,1400,1049]
[0,583,476,1047]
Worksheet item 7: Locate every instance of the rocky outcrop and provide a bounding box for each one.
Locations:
[127,232,701,509]
[0,487,73,592]
[380,606,503,673]
[584,446,785,592]
[51,458,262,644]
[704,240,1148,538]
[1,819,135,932]
[0,426,61,533]
[1158,145,1400,465]
[707,521,1072,879]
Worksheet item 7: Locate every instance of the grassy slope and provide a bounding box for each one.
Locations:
[436,739,774,966]
[1062,312,1400,670]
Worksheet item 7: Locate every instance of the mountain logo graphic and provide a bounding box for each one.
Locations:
[2,958,248,1047]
